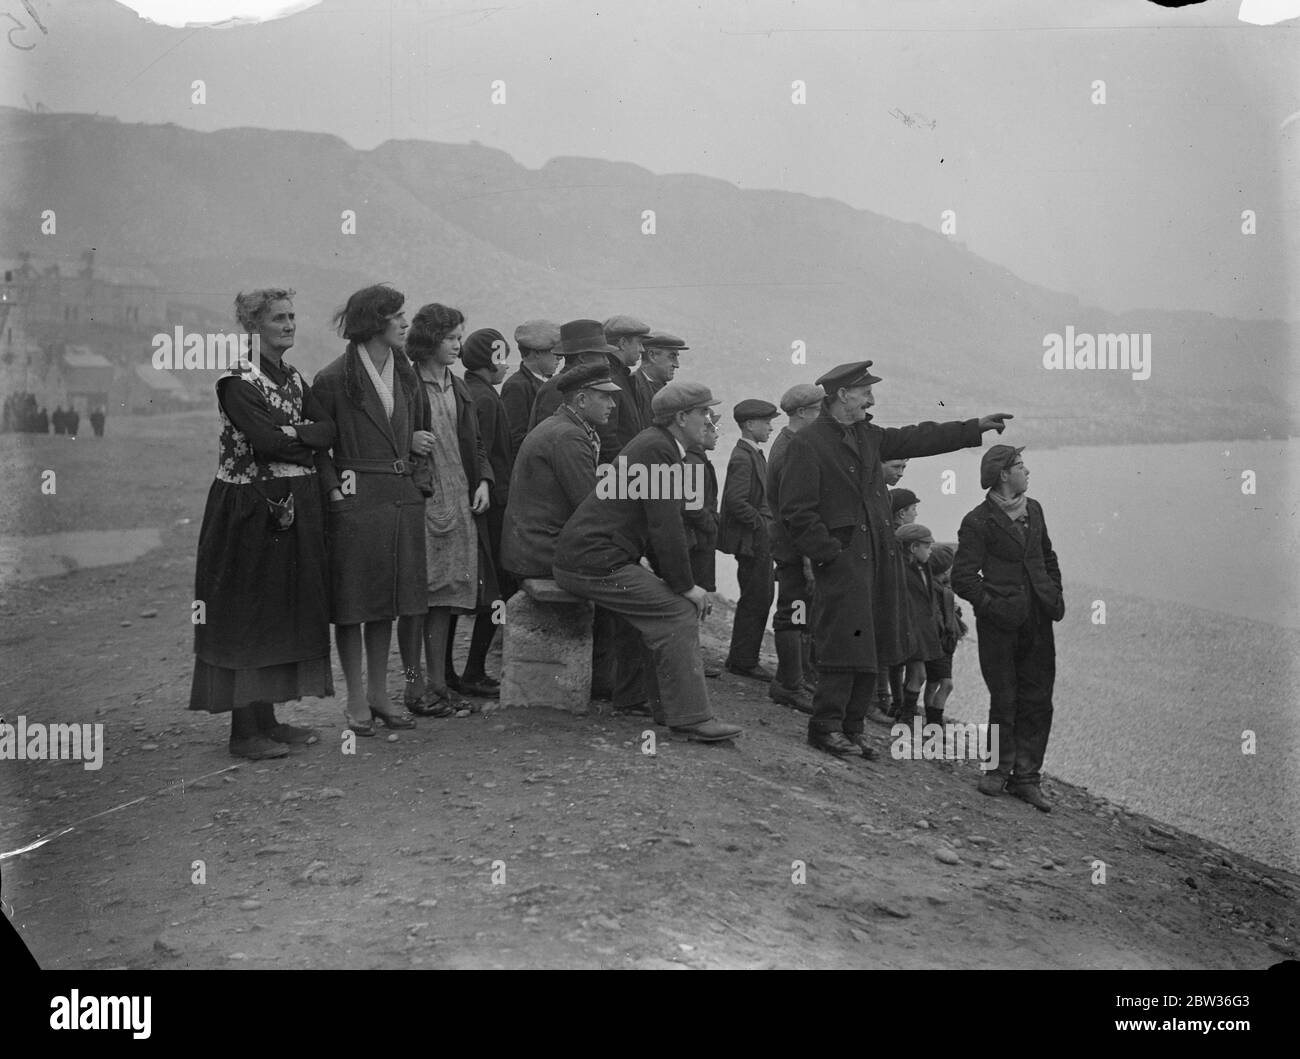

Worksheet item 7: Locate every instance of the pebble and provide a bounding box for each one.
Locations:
[238,900,262,911]
[914,820,931,830]
[989,858,1011,870]
[934,848,961,865]
[227,952,248,961]
[317,788,345,799]
[418,899,438,908]
[139,609,158,619]
[141,744,159,751]
[849,927,872,944]
[119,621,132,628]
[387,734,399,743]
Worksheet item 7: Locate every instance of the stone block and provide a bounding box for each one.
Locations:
[502,587,593,712]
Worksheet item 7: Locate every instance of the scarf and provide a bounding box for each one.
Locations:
[359,346,395,419]
[987,488,1028,523]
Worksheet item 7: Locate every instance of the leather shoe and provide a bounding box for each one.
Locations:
[611,700,653,717]
[807,730,859,757]
[229,735,290,760]
[977,771,1007,797]
[726,662,774,682]
[844,732,880,760]
[459,677,500,699]
[768,681,813,714]
[670,719,743,742]
[866,705,899,726]
[703,663,723,678]
[1009,783,1052,812]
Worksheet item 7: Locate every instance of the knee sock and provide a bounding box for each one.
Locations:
[464,612,497,679]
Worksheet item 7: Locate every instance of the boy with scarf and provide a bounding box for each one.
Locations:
[952,446,1064,812]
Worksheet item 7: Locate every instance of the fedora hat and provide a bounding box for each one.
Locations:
[558,319,619,357]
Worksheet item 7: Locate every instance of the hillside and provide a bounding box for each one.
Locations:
[1,107,1293,446]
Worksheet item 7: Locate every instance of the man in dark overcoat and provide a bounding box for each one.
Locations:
[720,398,780,680]
[603,315,652,454]
[553,380,743,743]
[501,319,559,453]
[951,445,1063,812]
[627,331,686,429]
[778,360,1012,759]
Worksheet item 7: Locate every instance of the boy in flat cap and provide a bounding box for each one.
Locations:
[778,359,1012,760]
[767,384,825,711]
[952,446,1063,811]
[553,381,743,743]
[896,523,943,724]
[720,398,780,681]
[502,319,559,453]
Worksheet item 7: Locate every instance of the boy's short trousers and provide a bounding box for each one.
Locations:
[925,655,953,681]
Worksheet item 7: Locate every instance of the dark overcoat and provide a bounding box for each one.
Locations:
[902,558,943,661]
[682,444,719,590]
[312,345,429,624]
[951,496,1063,630]
[718,440,770,557]
[500,405,599,578]
[778,410,982,670]
[500,365,546,454]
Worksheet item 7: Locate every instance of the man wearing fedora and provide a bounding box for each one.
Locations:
[502,319,560,453]
[553,380,744,743]
[528,320,618,434]
[952,446,1063,812]
[720,398,781,682]
[778,360,1013,759]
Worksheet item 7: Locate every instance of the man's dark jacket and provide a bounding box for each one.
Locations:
[500,365,547,453]
[719,439,770,557]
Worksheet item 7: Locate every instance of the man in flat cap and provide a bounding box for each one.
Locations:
[778,359,1013,759]
[502,320,560,453]
[628,331,688,430]
[720,398,780,681]
[682,408,724,678]
[603,315,653,453]
[767,383,825,712]
[553,381,744,743]
[952,446,1063,812]
[501,362,620,581]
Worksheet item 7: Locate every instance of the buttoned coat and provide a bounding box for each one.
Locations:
[554,424,694,594]
[500,405,600,578]
[464,371,514,509]
[682,444,719,590]
[311,345,430,623]
[778,411,982,670]
[951,496,1064,631]
[719,439,771,557]
[902,558,943,661]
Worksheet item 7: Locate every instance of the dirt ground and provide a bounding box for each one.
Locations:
[1,418,1297,969]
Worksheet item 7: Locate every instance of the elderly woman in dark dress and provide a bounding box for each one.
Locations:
[311,285,434,734]
[190,288,336,760]
[404,304,498,716]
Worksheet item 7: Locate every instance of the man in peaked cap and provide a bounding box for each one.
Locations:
[502,319,560,453]
[767,383,825,712]
[952,445,1062,812]
[501,361,620,581]
[777,359,1013,760]
[603,315,652,453]
[720,398,781,683]
[628,330,688,430]
[553,380,743,743]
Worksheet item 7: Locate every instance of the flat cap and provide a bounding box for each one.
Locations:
[779,383,825,413]
[461,328,509,372]
[733,398,779,423]
[651,380,721,420]
[895,523,934,545]
[980,445,1025,489]
[816,360,882,392]
[928,543,955,574]
[889,488,919,514]
[643,330,689,351]
[557,362,621,394]
[603,315,652,339]
[514,319,561,351]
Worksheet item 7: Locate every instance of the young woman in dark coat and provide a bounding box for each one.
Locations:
[310,285,433,735]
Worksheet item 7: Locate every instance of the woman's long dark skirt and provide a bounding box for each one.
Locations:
[189,475,333,712]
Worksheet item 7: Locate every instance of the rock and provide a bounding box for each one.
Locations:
[592,915,622,931]
[254,845,292,857]
[1040,860,1056,871]
[120,621,132,627]
[227,952,249,961]
[989,858,1011,870]
[317,788,345,800]
[914,820,931,830]
[153,931,184,957]
[139,609,158,619]
[849,927,872,944]
[873,901,912,919]
[500,590,594,712]
[418,898,438,908]
[238,900,262,911]
[672,837,694,847]
[387,734,399,743]
[141,743,159,751]
[934,847,961,865]
[925,893,951,906]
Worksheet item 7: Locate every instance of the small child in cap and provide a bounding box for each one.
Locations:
[896,523,943,721]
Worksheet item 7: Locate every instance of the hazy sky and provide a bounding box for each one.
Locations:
[3,0,1296,319]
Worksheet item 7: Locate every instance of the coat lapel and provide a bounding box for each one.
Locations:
[984,497,1027,552]
[350,346,398,454]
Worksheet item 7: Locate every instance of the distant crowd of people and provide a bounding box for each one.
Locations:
[192,284,1065,813]
[2,392,106,435]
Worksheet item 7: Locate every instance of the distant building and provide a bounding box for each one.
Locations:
[1,249,165,331]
